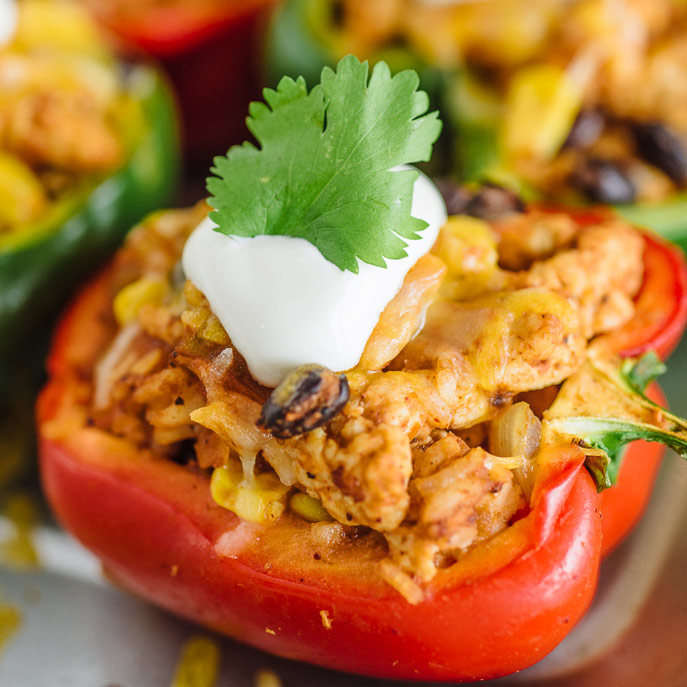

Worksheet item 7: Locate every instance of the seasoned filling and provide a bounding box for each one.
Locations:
[322,0,687,203]
[87,202,644,600]
[0,0,128,236]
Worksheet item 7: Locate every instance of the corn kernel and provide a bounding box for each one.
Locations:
[433,217,498,300]
[14,0,108,58]
[180,308,208,331]
[254,668,283,687]
[503,64,583,161]
[0,153,46,230]
[289,492,333,523]
[211,461,290,524]
[184,281,206,307]
[0,604,21,657]
[113,277,167,325]
[170,635,220,687]
[201,315,230,345]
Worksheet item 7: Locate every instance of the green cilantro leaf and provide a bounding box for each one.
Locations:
[620,351,667,395]
[207,55,442,273]
[544,352,687,492]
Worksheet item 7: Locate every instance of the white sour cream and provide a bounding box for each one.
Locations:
[0,0,17,47]
[182,169,447,387]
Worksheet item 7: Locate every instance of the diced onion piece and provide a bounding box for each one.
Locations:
[489,401,542,500]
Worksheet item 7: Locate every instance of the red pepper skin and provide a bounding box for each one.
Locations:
[37,228,686,682]
[89,2,276,163]
[600,438,664,557]
[558,214,687,554]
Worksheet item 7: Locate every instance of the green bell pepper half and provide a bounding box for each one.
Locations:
[0,61,179,396]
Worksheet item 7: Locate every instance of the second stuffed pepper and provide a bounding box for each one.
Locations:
[268,0,687,246]
[0,0,179,395]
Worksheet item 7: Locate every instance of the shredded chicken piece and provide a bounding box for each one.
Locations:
[491,211,579,271]
[0,90,122,173]
[386,446,523,583]
[385,288,586,428]
[359,254,446,371]
[512,219,644,338]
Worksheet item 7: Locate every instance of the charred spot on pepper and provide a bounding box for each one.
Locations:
[631,121,687,188]
[570,157,636,205]
[257,364,350,439]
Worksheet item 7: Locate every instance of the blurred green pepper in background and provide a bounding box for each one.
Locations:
[0,65,178,393]
[0,0,179,491]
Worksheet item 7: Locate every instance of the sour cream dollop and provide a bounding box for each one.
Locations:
[0,0,17,47]
[182,170,447,387]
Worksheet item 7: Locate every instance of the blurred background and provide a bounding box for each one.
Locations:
[0,0,686,684]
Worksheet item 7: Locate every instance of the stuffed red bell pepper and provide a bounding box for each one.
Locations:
[39,57,687,682]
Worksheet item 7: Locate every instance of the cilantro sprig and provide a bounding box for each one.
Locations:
[207,55,442,273]
[544,352,687,491]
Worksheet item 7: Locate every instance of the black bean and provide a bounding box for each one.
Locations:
[435,180,525,220]
[632,121,687,187]
[258,364,349,439]
[563,108,605,149]
[463,183,525,221]
[570,158,636,204]
[435,179,473,216]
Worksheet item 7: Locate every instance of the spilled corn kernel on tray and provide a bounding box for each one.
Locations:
[1,338,687,686]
